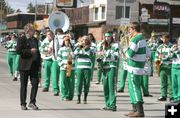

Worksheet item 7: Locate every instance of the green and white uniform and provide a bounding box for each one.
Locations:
[142,47,151,96]
[147,40,158,75]
[155,43,172,98]
[126,34,147,104]
[5,39,17,78]
[39,37,53,90]
[74,47,94,97]
[96,41,103,83]
[90,42,97,81]
[49,35,64,94]
[100,43,119,110]
[58,46,75,100]
[170,49,180,102]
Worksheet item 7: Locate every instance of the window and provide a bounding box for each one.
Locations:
[116,6,130,19]
[101,6,105,19]
[94,8,98,20]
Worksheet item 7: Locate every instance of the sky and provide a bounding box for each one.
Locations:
[7,0,90,13]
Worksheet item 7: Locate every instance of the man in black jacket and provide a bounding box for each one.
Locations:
[16,23,41,110]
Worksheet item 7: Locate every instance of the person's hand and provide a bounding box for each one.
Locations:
[48,48,53,54]
[31,48,37,54]
[159,54,164,58]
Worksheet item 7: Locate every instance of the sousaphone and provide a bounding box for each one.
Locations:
[48,11,70,33]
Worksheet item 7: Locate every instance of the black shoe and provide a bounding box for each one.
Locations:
[21,105,28,110]
[101,107,109,111]
[76,100,81,104]
[28,103,39,110]
[144,94,153,97]
[42,88,48,92]
[83,100,87,104]
[158,97,167,101]
[54,93,59,96]
[13,77,17,81]
[108,107,117,112]
[169,98,174,102]
[117,89,124,93]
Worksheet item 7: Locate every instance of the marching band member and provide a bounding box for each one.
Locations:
[39,30,54,92]
[117,26,129,92]
[74,36,94,104]
[50,28,65,96]
[155,34,173,102]
[100,32,119,112]
[125,22,146,117]
[4,33,17,81]
[142,46,153,97]
[147,32,159,76]
[57,35,75,101]
[87,33,97,81]
[170,36,180,103]
[112,30,120,84]
[96,40,104,84]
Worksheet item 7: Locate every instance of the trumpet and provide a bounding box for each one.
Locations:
[96,40,109,70]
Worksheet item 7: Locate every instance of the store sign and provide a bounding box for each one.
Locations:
[37,5,46,15]
[148,19,168,25]
[173,18,180,24]
[140,8,150,22]
[120,18,130,25]
[153,1,170,16]
[56,0,77,8]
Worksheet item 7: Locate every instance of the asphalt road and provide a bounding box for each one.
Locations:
[0,45,166,118]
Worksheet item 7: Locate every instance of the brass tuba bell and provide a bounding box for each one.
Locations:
[48,11,70,33]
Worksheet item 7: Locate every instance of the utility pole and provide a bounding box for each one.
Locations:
[6,0,8,15]
[35,0,37,22]
[123,0,126,18]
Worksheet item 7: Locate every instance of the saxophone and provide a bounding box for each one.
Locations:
[155,47,163,77]
[66,47,72,77]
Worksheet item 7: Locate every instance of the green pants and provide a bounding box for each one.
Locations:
[90,55,96,81]
[7,53,17,77]
[102,68,116,109]
[60,70,75,100]
[115,59,120,81]
[171,68,180,101]
[141,75,149,96]
[51,61,60,94]
[128,72,143,104]
[14,54,20,78]
[76,68,91,96]
[43,59,53,89]
[119,68,128,91]
[150,51,155,75]
[97,68,102,83]
[160,64,172,98]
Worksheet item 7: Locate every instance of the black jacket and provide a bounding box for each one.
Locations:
[16,36,41,71]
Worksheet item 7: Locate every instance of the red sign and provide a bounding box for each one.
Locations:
[153,1,170,17]
[56,0,77,8]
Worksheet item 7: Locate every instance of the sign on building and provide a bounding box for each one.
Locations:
[153,1,170,17]
[120,18,130,25]
[37,5,46,15]
[140,8,150,22]
[56,0,77,8]
[148,19,168,25]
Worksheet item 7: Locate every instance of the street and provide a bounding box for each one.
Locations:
[0,45,165,118]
